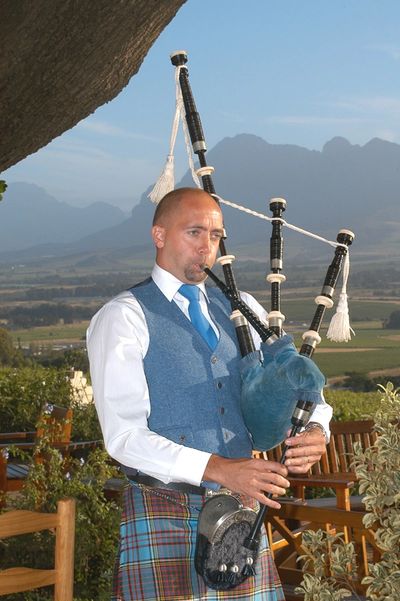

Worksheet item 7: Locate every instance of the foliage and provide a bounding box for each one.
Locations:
[324,388,380,421]
[336,371,400,392]
[295,530,360,600]
[0,365,102,440]
[2,302,94,328]
[0,366,71,431]
[70,398,102,441]
[384,309,400,329]
[0,179,6,201]
[1,422,122,601]
[0,327,25,366]
[353,382,400,600]
[35,348,90,372]
[296,383,400,600]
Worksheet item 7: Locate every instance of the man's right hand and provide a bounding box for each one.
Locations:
[203,454,290,508]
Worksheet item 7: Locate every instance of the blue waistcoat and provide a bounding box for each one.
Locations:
[130,278,253,458]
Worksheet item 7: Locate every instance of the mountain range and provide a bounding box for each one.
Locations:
[0,182,126,253]
[1,134,400,263]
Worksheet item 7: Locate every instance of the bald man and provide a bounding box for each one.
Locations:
[87,187,331,601]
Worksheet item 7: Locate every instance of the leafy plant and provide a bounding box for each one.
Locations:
[0,179,6,201]
[0,366,71,431]
[353,382,400,600]
[1,425,122,601]
[325,388,380,421]
[296,383,400,600]
[296,530,360,600]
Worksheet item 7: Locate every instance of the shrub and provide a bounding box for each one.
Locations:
[0,366,71,431]
[296,383,400,600]
[1,431,122,601]
[324,388,381,421]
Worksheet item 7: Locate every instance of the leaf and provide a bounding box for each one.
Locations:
[0,179,7,201]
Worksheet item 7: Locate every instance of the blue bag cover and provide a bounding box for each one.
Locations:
[239,334,325,451]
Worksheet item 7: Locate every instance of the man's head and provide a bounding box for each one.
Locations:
[152,187,224,284]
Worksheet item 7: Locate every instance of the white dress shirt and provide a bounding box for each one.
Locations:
[87,263,332,487]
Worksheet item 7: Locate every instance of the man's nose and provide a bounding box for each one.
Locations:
[198,234,212,254]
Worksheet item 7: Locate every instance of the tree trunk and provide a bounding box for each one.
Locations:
[0,0,186,172]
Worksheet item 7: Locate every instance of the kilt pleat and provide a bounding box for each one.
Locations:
[112,483,285,601]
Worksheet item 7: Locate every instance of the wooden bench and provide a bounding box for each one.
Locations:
[254,419,380,596]
[262,419,377,510]
[0,498,75,600]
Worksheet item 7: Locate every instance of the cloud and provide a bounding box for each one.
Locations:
[263,115,364,126]
[76,118,161,143]
[333,96,400,114]
[369,44,400,61]
[4,135,157,207]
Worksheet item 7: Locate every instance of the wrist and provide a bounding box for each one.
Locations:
[304,421,328,443]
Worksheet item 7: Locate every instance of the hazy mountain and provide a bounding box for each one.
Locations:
[2,135,400,261]
[0,182,126,252]
[72,134,400,260]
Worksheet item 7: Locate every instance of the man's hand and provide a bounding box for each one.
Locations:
[284,426,327,474]
[203,455,290,509]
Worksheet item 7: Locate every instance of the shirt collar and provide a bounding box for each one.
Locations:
[151,263,210,302]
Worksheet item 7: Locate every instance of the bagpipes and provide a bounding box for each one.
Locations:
[149,50,355,591]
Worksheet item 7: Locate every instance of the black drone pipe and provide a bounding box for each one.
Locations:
[170,50,255,358]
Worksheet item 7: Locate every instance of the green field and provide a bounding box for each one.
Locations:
[11,322,89,345]
[291,326,400,378]
[267,298,400,323]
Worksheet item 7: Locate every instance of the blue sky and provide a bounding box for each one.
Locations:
[4,0,400,211]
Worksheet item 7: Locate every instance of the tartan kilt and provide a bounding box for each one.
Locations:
[112,482,285,601]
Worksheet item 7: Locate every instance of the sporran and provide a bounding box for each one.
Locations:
[194,492,260,591]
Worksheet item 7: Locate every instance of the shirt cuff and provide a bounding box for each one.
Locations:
[170,446,213,487]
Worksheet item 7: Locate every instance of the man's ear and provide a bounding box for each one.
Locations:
[152,225,166,248]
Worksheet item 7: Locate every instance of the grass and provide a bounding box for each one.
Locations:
[313,347,400,378]
[11,321,89,345]
[7,295,400,379]
[269,298,400,323]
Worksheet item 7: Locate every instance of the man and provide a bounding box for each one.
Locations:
[87,187,331,601]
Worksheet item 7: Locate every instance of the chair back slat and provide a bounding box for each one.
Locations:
[0,498,75,600]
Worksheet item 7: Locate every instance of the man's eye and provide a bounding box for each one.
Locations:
[188,230,199,236]
[211,232,222,241]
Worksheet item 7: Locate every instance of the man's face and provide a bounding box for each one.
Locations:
[152,193,224,283]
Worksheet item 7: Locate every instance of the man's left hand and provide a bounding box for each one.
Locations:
[283,427,327,473]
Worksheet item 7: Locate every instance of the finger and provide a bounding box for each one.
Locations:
[258,471,290,488]
[285,454,315,468]
[261,460,289,476]
[257,494,282,509]
[285,443,324,459]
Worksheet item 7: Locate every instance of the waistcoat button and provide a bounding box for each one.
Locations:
[211,356,217,364]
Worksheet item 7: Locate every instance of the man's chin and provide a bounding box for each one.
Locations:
[185,269,207,283]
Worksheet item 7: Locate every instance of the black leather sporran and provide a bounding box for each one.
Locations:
[194,493,260,590]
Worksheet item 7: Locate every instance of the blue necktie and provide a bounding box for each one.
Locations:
[179,284,218,350]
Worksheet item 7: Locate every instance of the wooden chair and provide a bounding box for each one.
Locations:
[263,419,377,510]
[0,404,73,495]
[0,498,75,600]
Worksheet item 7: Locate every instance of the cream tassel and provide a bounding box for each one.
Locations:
[326,252,355,342]
[148,68,182,204]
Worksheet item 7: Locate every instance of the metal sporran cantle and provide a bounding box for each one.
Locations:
[194,493,260,590]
